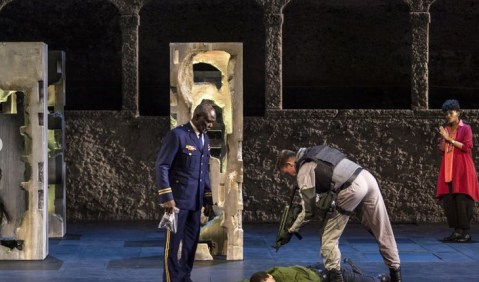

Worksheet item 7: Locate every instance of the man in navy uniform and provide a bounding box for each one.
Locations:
[156,101,216,282]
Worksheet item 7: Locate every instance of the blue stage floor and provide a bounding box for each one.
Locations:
[1,221,479,282]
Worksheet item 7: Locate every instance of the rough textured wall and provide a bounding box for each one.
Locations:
[65,110,479,222]
[65,112,169,220]
[3,0,479,222]
[244,110,479,222]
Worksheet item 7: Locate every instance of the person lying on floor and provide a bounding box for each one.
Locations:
[239,258,390,282]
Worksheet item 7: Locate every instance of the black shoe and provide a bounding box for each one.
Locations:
[328,268,344,282]
[389,267,402,282]
[455,234,472,243]
[443,232,462,241]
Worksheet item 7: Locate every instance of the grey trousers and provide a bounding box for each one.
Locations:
[320,170,400,270]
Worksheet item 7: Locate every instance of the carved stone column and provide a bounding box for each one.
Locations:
[264,13,284,110]
[120,14,140,116]
[403,0,437,109]
[410,12,431,110]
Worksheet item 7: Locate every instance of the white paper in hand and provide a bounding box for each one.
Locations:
[159,207,180,234]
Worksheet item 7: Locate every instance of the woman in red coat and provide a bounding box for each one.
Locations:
[437,99,479,242]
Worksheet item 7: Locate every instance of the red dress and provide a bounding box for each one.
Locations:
[437,120,479,201]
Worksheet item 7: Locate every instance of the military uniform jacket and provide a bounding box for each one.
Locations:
[155,122,212,211]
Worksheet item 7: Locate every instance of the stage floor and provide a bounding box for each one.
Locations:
[1,220,479,282]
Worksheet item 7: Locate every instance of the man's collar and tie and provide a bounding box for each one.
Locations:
[198,133,203,150]
[190,121,204,151]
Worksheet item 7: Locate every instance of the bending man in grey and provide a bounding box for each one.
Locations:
[276,146,401,282]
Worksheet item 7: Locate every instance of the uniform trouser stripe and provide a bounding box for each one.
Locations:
[162,209,201,282]
[164,230,171,282]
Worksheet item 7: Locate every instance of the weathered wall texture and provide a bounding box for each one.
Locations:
[244,110,479,223]
[65,112,168,220]
[2,0,479,222]
[65,110,479,222]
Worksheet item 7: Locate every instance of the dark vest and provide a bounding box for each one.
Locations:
[295,146,346,193]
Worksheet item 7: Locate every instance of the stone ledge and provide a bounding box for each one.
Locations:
[265,109,479,120]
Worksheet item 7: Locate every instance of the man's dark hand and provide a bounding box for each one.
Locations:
[276,230,293,246]
[161,200,176,214]
[203,204,213,217]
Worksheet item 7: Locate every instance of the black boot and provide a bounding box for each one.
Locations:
[389,267,402,282]
[328,268,344,282]
[443,232,462,242]
[455,233,472,243]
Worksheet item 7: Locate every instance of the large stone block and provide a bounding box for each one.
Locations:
[0,42,49,260]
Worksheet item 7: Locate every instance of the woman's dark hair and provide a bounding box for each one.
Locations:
[250,271,270,282]
[442,99,460,112]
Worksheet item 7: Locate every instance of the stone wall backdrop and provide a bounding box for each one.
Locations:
[64,112,169,220]
[244,110,479,222]
[63,110,479,222]
[1,0,479,222]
